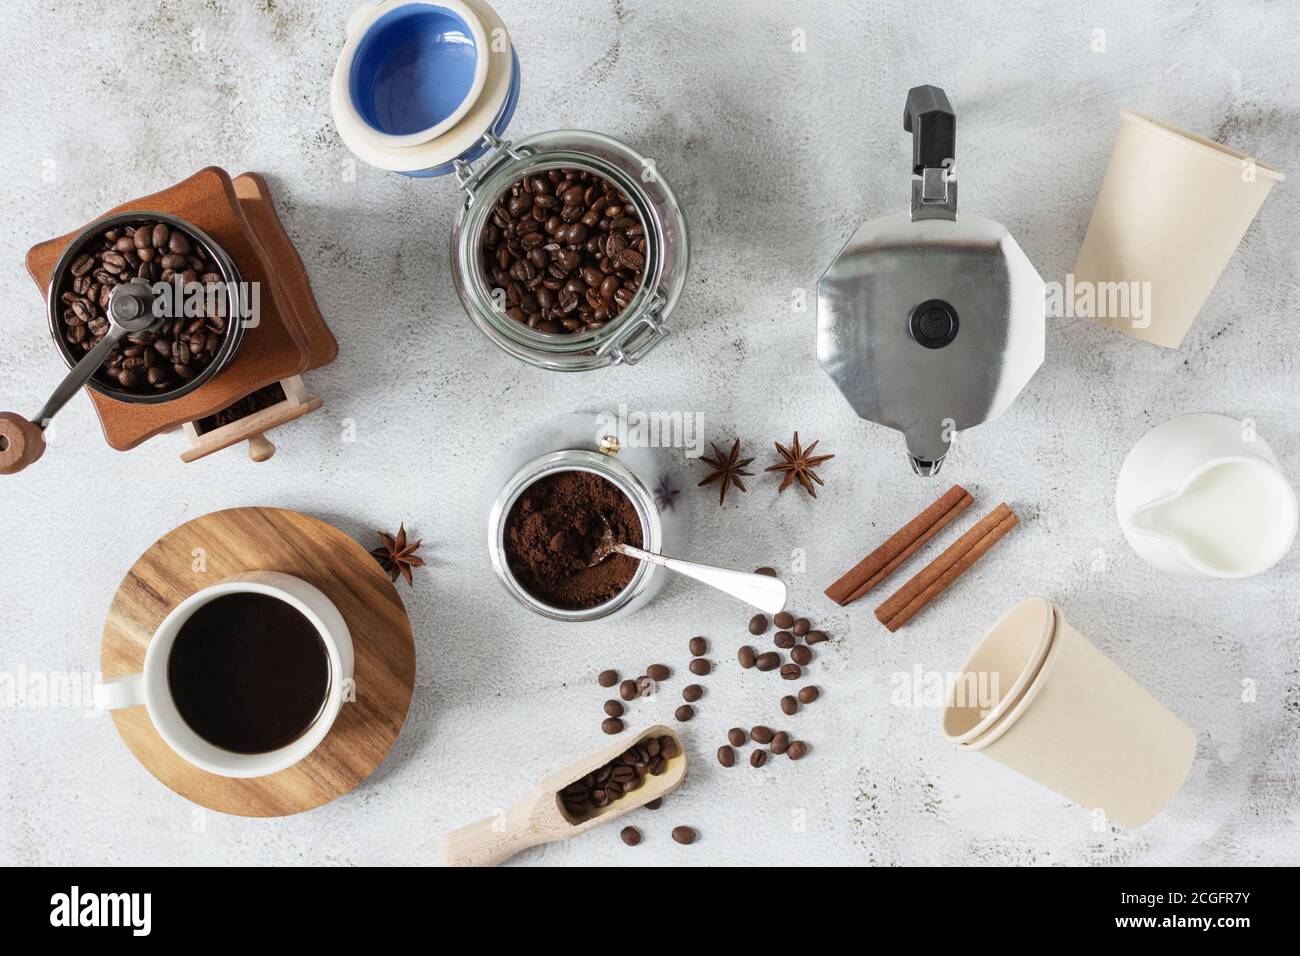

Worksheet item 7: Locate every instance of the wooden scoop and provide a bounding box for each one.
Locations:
[438,724,688,867]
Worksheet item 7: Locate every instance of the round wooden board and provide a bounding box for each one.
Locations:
[101,507,416,817]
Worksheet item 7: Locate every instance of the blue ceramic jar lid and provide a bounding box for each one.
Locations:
[331,0,519,175]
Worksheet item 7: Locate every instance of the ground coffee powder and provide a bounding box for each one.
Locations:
[504,469,644,609]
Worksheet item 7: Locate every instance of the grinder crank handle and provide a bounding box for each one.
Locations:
[1,282,156,475]
[0,412,48,475]
[0,323,129,475]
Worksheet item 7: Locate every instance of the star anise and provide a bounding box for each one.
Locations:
[654,474,681,511]
[370,523,425,587]
[697,438,755,506]
[765,432,835,498]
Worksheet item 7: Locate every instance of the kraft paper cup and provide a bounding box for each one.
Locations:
[942,596,1055,746]
[1074,109,1284,349]
[947,601,1196,828]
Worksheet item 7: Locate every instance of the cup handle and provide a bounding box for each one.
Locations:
[94,672,144,711]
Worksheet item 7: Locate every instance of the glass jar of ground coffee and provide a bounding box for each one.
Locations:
[451,131,690,370]
[485,411,689,621]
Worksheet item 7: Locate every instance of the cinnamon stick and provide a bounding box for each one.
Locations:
[825,485,973,606]
[875,503,1019,632]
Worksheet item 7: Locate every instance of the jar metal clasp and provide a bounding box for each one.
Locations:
[453,134,532,205]
[595,292,670,366]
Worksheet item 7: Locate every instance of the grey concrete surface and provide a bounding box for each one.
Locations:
[1,0,1297,866]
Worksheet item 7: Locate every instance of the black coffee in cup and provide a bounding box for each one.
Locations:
[167,593,330,754]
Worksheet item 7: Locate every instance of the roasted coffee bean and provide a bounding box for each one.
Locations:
[674,704,694,722]
[805,630,829,645]
[671,826,696,845]
[604,699,624,717]
[620,826,642,846]
[55,219,223,393]
[798,685,820,704]
[755,652,781,672]
[646,797,663,810]
[770,731,790,756]
[602,717,624,735]
[791,645,812,666]
[727,727,747,747]
[774,611,795,629]
[689,636,707,656]
[754,566,777,577]
[646,663,670,681]
[598,668,619,687]
[792,618,811,637]
[751,725,774,745]
[565,735,676,817]
[619,679,638,701]
[682,684,703,702]
[787,741,808,760]
[774,630,795,649]
[717,745,736,768]
[738,646,757,669]
[688,658,711,676]
[780,663,802,680]
[748,614,768,635]
[482,168,645,334]
[750,749,768,768]
[636,675,656,697]
[780,695,798,715]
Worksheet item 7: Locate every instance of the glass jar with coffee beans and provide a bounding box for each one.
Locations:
[46,212,245,404]
[451,131,689,371]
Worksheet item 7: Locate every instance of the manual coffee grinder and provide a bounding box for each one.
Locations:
[0,168,337,475]
[817,85,1046,475]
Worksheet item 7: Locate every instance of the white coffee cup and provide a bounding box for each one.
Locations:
[95,571,355,778]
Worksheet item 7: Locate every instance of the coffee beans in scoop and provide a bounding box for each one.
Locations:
[482,167,647,334]
[559,734,678,819]
[59,220,227,393]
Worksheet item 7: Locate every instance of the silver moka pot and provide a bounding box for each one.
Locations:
[817,85,1045,475]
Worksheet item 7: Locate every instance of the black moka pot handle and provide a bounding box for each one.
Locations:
[903,85,956,175]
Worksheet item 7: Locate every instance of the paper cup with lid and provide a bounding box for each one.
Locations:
[1074,109,1284,348]
[943,597,1196,828]
[330,0,689,370]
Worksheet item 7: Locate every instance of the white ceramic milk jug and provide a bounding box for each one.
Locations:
[1116,414,1297,578]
